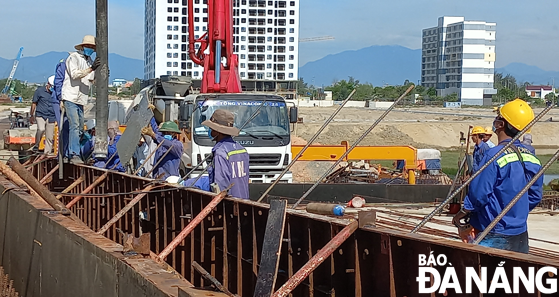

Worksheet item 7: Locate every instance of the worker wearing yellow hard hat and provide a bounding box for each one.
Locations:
[483,126,496,148]
[470,125,489,173]
[454,99,543,253]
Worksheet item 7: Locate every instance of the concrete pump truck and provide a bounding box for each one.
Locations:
[147,0,298,183]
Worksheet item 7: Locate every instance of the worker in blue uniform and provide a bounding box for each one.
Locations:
[142,115,183,180]
[84,121,125,172]
[182,109,250,199]
[453,99,543,253]
[470,126,490,173]
[52,58,70,160]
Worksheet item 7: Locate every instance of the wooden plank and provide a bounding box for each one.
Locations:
[253,199,287,297]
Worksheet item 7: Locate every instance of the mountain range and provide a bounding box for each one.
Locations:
[0,51,143,83]
[299,45,422,87]
[2,47,558,87]
[300,45,559,87]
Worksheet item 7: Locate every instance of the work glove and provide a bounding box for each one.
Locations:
[141,126,155,138]
[91,57,101,71]
[148,104,156,111]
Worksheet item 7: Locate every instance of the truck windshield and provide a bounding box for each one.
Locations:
[193,99,290,139]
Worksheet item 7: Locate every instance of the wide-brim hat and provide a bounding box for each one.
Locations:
[75,35,96,50]
[202,109,240,136]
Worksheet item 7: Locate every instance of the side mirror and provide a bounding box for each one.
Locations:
[289,107,298,124]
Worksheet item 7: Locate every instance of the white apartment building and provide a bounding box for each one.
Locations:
[421,16,497,106]
[144,0,299,86]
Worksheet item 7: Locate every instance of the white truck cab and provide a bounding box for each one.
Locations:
[154,92,297,183]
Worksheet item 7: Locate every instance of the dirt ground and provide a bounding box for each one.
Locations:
[293,106,559,150]
[290,106,559,182]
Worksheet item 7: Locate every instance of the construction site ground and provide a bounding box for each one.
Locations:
[291,105,559,182]
[345,204,559,256]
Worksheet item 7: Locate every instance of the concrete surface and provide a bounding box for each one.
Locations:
[0,176,195,297]
[366,205,559,252]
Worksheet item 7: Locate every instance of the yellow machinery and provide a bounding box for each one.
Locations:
[291,141,418,184]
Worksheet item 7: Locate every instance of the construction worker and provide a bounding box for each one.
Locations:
[202,109,250,199]
[453,99,543,253]
[142,117,183,180]
[483,127,496,148]
[521,134,536,154]
[62,35,101,164]
[30,75,57,154]
[80,119,96,160]
[470,126,489,173]
[133,137,149,176]
[53,58,70,161]
[86,121,125,172]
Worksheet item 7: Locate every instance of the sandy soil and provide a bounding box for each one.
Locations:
[293,106,559,149]
[290,106,559,182]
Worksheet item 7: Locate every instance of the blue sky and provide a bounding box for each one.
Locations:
[1,0,559,70]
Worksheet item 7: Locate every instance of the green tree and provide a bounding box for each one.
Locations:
[426,87,437,98]
[444,92,459,102]
[296,77,310,96]
[353,83,375,101]
[497,88,515,101]
[325,77,359,100]
[131,78,142,95]
[545,92,557,101]
[414,85,426,95]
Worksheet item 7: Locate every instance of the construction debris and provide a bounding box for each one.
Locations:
[323,160,452,185]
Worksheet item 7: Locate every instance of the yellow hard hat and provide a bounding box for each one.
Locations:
[471,126,486,135]
[485,127,493,135]
[499,99,534,132]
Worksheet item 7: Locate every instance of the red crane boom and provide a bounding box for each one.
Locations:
[188,0,241,93]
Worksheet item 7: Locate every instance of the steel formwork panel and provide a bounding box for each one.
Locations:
[30,161,559,297]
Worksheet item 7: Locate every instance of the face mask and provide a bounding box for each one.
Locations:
[492,125,497,133]
[207,128,214,140]
[49,86,54,92]
[83,47,95,56]
[164,135,173,141]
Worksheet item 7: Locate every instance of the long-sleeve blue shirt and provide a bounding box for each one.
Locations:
[83,135,126,172]
[208,136,250,199]
[150,118,183,180]
[463,139,543,236]
[472,141,490,172]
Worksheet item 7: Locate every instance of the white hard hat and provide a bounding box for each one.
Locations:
[85,119,96,130]
[48,75,55,86]
[165,176,181,184]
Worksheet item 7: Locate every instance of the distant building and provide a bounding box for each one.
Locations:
[421,16,497,106]
[111,79,127,87]
[525,85,554,99]
[144,0,300,98]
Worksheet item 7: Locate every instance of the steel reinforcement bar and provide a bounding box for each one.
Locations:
[29,160,559,297]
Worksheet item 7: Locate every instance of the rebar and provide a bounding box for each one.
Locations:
[411,104,554,233]
[474,148,559,244]
[180,99,268,186]
[256,89,356,203]
[291,85,414,208]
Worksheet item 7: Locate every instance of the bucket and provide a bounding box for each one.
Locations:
[448,203,461,214]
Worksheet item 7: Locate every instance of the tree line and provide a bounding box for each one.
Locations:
[297,73,556,104]
[0,78,38,100]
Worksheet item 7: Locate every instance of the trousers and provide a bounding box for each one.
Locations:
[477,231,529,254]
[35,117,55,153]
[63,100,84,158]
